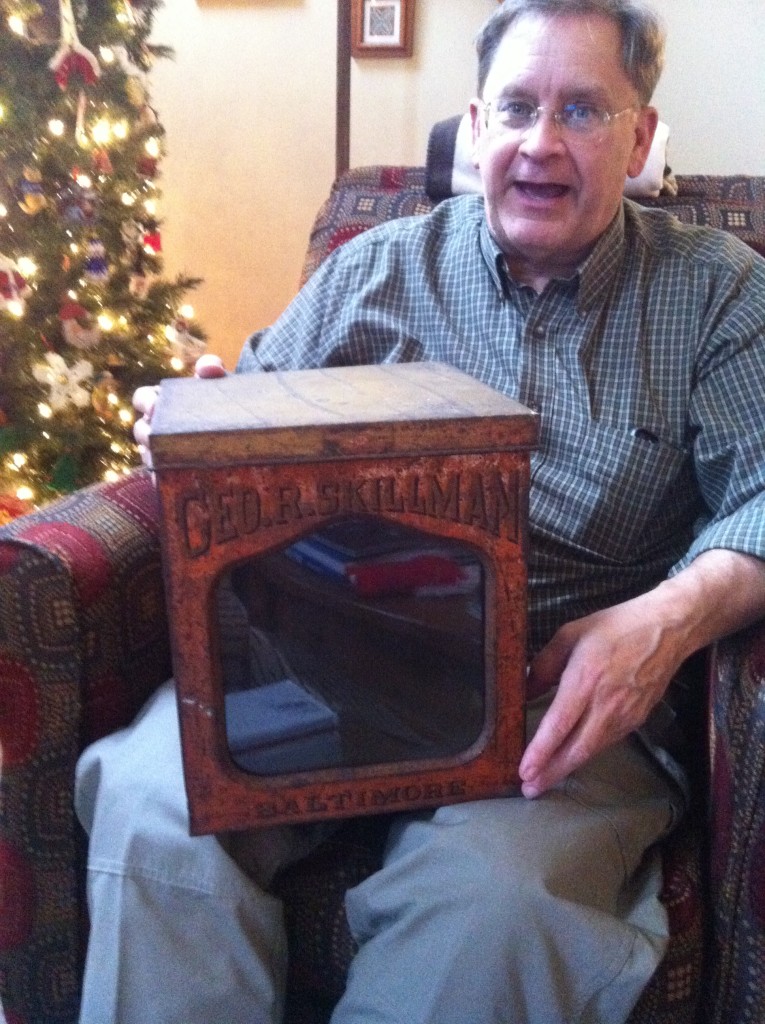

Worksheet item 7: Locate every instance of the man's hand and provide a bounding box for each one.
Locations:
[519,549,765,798]
[519,593,685,798]
[133,354,227,469]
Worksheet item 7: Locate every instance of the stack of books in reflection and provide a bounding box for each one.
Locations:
[225,679,343,774]
[284,517,482,599]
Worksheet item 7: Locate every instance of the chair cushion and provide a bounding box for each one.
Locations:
[0,472,170,1024]
[706,624,765,1023]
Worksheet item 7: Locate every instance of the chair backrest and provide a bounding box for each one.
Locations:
[301,167,436,285]
[302,167,765,289]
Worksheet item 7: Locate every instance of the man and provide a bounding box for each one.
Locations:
[77,1,765,1022]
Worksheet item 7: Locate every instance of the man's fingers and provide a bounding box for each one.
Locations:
[132,385,159,470]
[133,384,160,418]
[519,691,588,796]
[195,354,226,378]
[520,680,648,798]
[133,415,152,451]
[132,359,225,473]
[520,723,594,798]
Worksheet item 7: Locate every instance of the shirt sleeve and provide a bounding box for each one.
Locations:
[670,249,765,573]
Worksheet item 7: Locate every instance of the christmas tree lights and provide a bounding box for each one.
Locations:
[0,0,205,509]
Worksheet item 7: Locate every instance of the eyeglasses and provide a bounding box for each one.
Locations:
[482,99,637,138]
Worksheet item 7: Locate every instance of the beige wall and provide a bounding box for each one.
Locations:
[150,0,337,368]
[150,0,765,369]
[652,0,765,177]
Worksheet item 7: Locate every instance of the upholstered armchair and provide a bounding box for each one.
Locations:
[2,167,764,1024]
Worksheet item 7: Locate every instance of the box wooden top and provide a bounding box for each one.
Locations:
[149,362,538,467]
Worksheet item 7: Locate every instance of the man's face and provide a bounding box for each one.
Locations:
[471,13,657,289]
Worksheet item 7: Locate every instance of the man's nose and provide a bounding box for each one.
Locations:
[518,110,567,156]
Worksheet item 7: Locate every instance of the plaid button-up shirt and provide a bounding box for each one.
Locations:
[238,195,765,655]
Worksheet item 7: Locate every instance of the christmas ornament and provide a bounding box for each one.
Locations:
[128,267,150,298]
[83,237,109,284]
[0,493,32,526]
[17,166,47,215]
[142,226,161,254]
[57,179,97,225]
[59,299,101,350]
[0,255,32,313]
[106,352,126,377]
[74,88,87,144]
[169,316,206,371]
[50,452,79,492]
[32,352,92,412]
[49,0,100,89]
[91,148,113,175]
[125,75,147,108]
[91,370,118,417]
[136,153,158,178]
[136,104,159,130]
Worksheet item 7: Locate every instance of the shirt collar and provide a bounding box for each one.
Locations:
[478,202,627,313]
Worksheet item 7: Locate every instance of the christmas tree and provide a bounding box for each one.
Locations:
[0,0,205,517]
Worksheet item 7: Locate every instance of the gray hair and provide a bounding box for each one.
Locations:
[476,0,665,104]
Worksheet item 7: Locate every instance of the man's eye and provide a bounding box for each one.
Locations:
[497,100,535,120]
[561,102,601,126]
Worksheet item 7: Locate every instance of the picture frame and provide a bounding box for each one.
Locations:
[351,0,415,59]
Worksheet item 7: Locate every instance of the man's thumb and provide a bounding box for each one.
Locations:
[195,354,227,379]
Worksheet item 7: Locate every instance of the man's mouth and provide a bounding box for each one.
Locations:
[514,182,570,200]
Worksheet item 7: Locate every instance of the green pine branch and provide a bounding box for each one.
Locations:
[0,0,205,504]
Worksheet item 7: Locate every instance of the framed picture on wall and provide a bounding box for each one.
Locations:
[351,0,415,59]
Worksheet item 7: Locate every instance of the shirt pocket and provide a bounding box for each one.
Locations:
[531,418,693,562]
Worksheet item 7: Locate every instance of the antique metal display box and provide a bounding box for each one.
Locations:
[149,362,539,834]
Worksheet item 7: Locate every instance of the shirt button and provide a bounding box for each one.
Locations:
[532,325,545,339]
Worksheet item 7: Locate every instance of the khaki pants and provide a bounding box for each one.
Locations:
[75,681,683,1024]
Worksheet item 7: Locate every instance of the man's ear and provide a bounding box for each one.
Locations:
[626,105,659,179]
[469,99,484,169]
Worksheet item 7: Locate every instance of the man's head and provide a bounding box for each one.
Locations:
[470,0,664,290]
[476,0,665,104]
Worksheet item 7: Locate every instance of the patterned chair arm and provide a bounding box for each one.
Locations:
[0,469,171,1024]
[707,620,765,1024]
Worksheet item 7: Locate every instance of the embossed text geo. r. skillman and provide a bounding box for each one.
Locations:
[177,467,522,558]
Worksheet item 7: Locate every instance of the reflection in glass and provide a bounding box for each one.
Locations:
[215,517,485,775]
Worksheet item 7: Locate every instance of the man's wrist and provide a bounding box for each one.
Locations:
[654,549,765,657]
